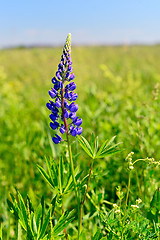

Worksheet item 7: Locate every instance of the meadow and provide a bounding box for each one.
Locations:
[0,44,160,239]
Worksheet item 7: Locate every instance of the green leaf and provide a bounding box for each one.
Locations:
[0,224,2,240]
[17,222,22,240]
[90,133,95,152]
[92,228,101,240]
[80,174,89,187]
[17,191,28,231]
[52,211,74,236]
[95,136,122,158]
[59,156,64,193]
[51,195,57,215]
[37,164,55,189]
[95,136,116,157]
[45,156,55,186]
[38,206,51,239]
[63,169,83,194]
[35,204,42,235]
[51,159,59,187]
[27,195,34,214]
[30,212,37,236]
[41,235,48,240]
[41,197,45,229]
[94,136,99,157]
[96,148,122,158]
[8,194,20,219]
[77,135,93,158]
[7,199,19,219]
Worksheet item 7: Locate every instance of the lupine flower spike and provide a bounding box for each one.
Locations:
[46,33,83,144]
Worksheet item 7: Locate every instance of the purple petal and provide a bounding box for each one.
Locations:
[50,121,59,130]
[49,90,57,98]
[68,82,76,91]
[69,73,75,81]
[60,124,65,134]
[69,112,76,119]
[77,127,83,135]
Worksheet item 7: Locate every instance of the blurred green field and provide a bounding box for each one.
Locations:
[0,45,160,238]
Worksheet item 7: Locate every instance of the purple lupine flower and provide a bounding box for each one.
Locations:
[60,124,65,134]
[50,121,59,130]
[69,112,76,119]
[49,89,57,98]
[73,117,82,126]
[46,33,82,144]
[77,127,83,135]
[68,82,76,91]
[69,103,78,112]
[52,134,62,144]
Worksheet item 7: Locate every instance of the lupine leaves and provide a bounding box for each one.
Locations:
[51,211,74,237]
[36,164,55,189]
[37,156,84,197]
[77,135,122,159]
[8,192,73,239]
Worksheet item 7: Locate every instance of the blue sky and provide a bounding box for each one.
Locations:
[0,0,160,48]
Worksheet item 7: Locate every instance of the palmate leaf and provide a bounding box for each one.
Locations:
[8,195,29,233]
[95,136,116,157]
[78,135,122,160]
[38,206,51,239]
[45,157,58,187]
[36,164,55,189]
[63,169,83,194]
[17,191,28,225]
[52,210,75,237]
[35,203,42,235]
[45,156,55,186]
[17,192,34,239]
[77,135,93,158]
[95,136,122,159]
[51,159,59,187]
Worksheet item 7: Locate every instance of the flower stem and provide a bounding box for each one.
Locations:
[61,195,68,240]
[82,161,93,206]
[61,86,81,238]
[79,160,93,235]
[66,133,81,239]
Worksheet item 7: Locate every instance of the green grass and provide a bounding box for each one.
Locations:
[0,45,160,239]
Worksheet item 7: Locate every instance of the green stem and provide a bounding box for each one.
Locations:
[121,171,131,240]
[61,195,68,240]
[66,133,81,239]
[82,161,93,206]
[79,161,93,235]
[61,86,81,238]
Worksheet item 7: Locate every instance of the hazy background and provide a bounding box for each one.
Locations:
[0,0,160,48]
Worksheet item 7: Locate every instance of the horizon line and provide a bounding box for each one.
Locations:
[1,41,160,50]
